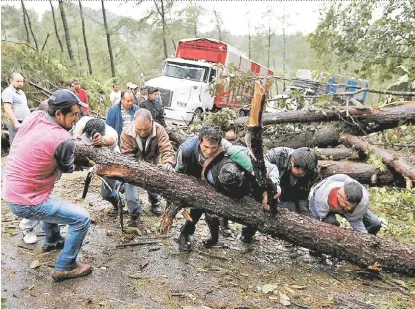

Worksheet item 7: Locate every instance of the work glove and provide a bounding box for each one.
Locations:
[162,162,174,173]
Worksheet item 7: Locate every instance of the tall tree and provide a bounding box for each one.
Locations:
[21,1,30,43]
[78,0,93,75]
[153,0,168,58]
[58,0,74,61]
[185,2,203,37]
[101,0,116,77]
[21,0,38,51]
[49,0,64,53]
[213,9,223,41]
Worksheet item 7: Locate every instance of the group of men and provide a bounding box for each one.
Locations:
[2,72,382,282]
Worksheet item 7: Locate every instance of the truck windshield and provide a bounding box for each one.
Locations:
[163,62,208,82]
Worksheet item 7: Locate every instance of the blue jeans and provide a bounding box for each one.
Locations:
[7,197,90,271]
[124,184,142,214]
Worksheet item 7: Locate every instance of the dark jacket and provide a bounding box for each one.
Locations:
[140,99,166,128]
[265,147,319,206]
[106,102,139,146]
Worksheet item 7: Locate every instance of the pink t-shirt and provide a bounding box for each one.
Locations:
[2,111,71,205]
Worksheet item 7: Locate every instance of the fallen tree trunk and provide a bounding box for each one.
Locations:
[315,147,358,161]
[74,143,414,275]
[234,103,415,127]
[318,160,404,187]
[339,133,415,182]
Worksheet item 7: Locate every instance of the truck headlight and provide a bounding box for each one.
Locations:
[177,101,187,107]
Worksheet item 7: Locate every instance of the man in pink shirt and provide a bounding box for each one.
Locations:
[2,89,93,282]
[72,79,89,115]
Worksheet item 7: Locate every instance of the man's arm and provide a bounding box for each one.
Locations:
[159,106,167,128]
[157,127,176,165]
[3,103,20,129]
[175,146,186,173]
[54,139,76,173]
[106,107,115,128]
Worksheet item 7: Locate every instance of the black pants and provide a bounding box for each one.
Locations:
[323,210,382,235]
[181,209,219,236]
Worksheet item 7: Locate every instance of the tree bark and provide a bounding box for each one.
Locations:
[58,0,74,61]
[318,160,403,187]
[234,103,415,127]
[79,0,93,75]
[213,9,222,41]
[50,0,64,53]
[101,0,116,77]
[74,143,414,276]
[21,0,38,51]
[339,133,415,182]
[315,147,357,161]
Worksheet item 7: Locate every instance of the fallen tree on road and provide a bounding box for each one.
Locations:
[74,143,414,276]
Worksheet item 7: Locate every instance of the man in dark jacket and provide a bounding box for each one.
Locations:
[265,147,319,215]
[106,90,140,145]
[140,87,166,128]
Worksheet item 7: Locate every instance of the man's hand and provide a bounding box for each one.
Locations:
[91,133,106,146]
[262,192,270,211]
[162,162,174,173]
[14,122,21,130]
[73,134,82,140]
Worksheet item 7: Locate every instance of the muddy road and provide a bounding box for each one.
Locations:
[1,167,413,309]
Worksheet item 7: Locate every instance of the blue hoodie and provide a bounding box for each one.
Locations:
[106,102,139,146]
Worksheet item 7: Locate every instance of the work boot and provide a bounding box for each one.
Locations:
[42,234,65,252]
[203,215,219,248]
[220,218,232,237]
[151,203,162,216]
[127,214,140,227]
[51,262,93,282]
[178,220,194,251]
[240,226,255,244]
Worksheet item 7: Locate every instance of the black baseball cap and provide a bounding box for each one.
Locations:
[147,86,159,94]
[48,89,88,108]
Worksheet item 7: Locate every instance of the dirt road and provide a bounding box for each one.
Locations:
[1,169,413,309]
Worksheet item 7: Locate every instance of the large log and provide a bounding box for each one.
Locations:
[318,160,404,187]
[339,133,415,182]
[234,103,415,127]
[315,147,358,161]
[74,143,414,275]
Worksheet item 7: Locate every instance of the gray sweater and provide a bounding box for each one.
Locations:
[309,174,369,232]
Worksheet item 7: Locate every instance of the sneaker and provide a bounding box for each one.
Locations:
[42,235,65,252]
[51,262,93,282]
[22,229,38,244]
[178,233,192,252]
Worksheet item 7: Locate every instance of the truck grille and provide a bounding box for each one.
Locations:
[159,88,172,107]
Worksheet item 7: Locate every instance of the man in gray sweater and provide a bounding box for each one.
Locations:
[309,174,381,235]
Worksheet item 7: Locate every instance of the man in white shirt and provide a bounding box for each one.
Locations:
[109,83,121,106]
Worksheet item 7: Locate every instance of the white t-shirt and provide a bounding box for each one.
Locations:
[109,90,121,105]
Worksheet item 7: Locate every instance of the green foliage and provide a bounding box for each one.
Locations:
[308,1,414,83]
[369,187,414,245]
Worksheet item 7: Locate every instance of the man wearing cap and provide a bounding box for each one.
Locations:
[72,79,89,115]
[106,89,140,146]
[2,89,93,282]
[140,87,166,128]
[126,82,139,105]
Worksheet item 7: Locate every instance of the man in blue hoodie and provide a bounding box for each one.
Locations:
[106,90,139,146]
